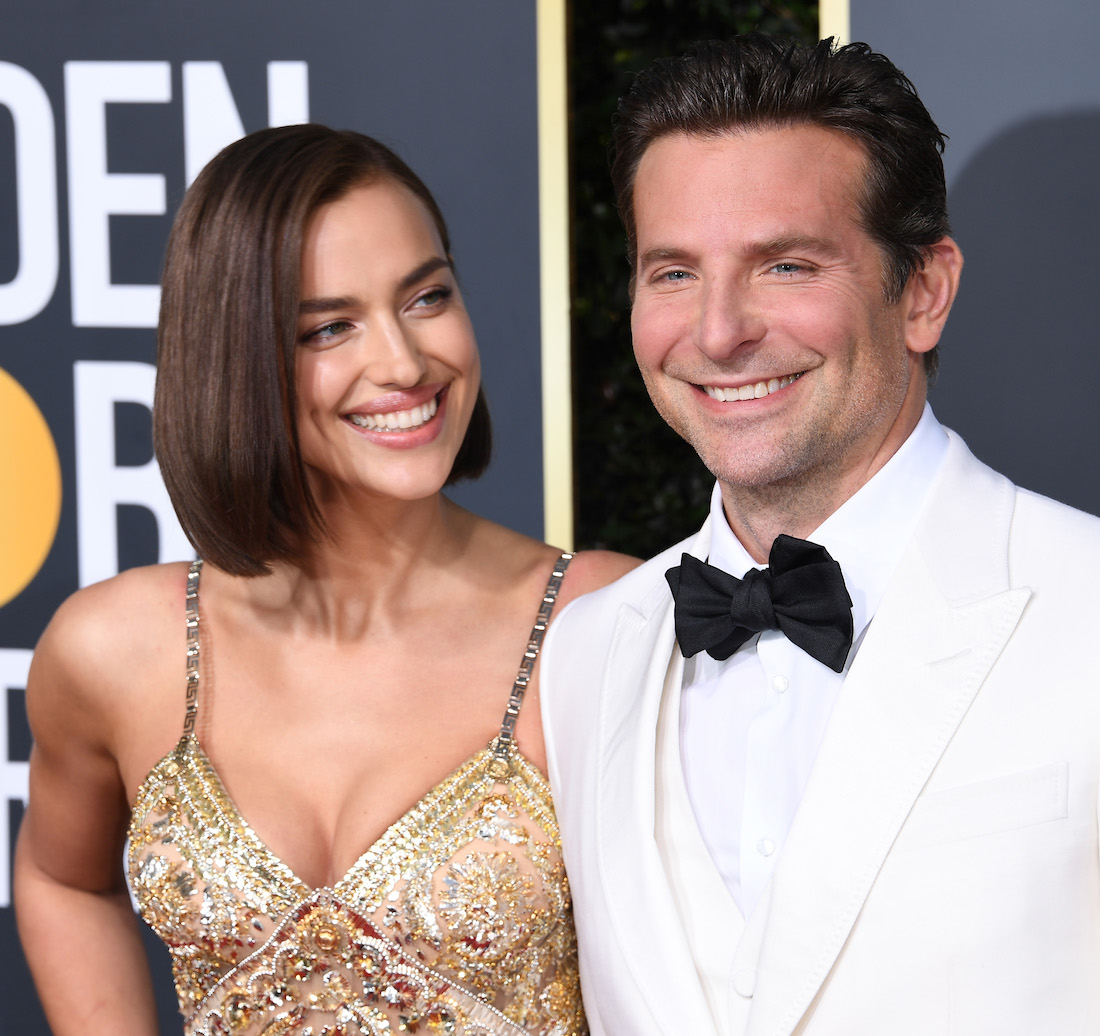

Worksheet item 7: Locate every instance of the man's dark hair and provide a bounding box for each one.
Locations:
[155,124,491,577]
[611,35,951,373]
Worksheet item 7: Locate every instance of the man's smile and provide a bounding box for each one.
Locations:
[701,371,804,402]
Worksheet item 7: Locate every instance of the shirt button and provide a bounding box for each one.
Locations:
[732,967,756,998]
[757,838,776,857]
[772,674,789,694]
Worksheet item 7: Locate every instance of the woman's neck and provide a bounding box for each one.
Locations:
[239,491,476,640]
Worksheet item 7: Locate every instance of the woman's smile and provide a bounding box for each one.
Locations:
[346,392,439,432]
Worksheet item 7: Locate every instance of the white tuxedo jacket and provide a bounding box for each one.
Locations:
[542,433,1100,1035]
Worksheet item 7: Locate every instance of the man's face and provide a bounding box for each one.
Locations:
[630,125,929,504]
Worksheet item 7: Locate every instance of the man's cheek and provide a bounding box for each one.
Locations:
[633,310,684,369]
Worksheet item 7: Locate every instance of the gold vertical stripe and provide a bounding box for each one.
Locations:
[819,0,851,44]
[536,0,574,549]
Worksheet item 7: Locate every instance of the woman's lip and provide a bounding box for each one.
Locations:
[343,387,449,448]
[344,383,446,417]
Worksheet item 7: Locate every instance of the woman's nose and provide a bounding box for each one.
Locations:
[363,319,428,387]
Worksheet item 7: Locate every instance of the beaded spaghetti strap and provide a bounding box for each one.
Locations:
[489,551,573,778]
[183,558,203,737]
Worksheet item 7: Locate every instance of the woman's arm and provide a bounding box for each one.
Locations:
[14,588,160,1035]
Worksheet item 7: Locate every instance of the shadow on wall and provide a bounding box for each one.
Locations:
[934,109,1100,517]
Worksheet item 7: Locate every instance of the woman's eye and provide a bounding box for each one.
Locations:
[303,320,353,344]
[413,286,453,309]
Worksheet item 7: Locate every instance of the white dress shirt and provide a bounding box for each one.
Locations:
[680,405,950,918]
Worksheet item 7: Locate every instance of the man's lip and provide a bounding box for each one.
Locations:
[700,371,804,402]
[344,383,446,417]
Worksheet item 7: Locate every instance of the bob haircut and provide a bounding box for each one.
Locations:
[610,35,952,376]
[154,124,492,577]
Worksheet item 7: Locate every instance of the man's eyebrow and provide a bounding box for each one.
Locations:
[750,234,844,259]
[298,257,452,315]
[637,236,844,270]
[637,246,692,269]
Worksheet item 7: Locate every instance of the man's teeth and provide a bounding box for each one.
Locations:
[704,373,800,402]
[348,396,438,431]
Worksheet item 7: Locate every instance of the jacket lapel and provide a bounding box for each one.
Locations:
[595,522,720,1034]
[746,435,1032,1036]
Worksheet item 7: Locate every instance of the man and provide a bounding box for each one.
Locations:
[541,35,1100,1036]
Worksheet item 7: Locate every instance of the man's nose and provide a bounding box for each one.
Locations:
[694,280,766,361]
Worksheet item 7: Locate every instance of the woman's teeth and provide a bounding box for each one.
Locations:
[704,373,801,402]
[347,396,438,431]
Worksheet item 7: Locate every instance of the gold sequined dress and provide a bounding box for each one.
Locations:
[127,556,586,1036]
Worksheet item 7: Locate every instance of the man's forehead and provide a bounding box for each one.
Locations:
[633,125,870,231]
[637,123,869,178]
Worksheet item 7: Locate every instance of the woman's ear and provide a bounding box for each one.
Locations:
[903,236,964,356]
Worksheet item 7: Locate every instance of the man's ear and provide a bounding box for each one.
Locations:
[903,236,963,356]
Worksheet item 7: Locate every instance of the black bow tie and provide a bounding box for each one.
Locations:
[665,534,854,673]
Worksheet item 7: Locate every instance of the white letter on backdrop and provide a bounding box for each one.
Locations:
[74,360,193,587]
[182,62,245,186]
[268,61,309,127]
[65,62,170,328]
[183,60,309,186]
[0,62,57,325]
[0,648,31,909]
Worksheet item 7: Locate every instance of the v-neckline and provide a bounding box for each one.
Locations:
[142,553,569,898]
[162,734,549,896]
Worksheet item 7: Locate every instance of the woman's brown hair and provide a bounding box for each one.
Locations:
[154,124,491,576]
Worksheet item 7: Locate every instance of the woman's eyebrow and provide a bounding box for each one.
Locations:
[298,257,452,315]
[396,256,451,293]
[299,295,357,315]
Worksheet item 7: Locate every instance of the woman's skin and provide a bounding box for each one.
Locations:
[14,179,638,1034]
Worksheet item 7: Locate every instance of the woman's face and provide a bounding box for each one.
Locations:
[294,179,480,506]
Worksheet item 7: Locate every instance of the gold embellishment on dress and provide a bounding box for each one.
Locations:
[129,742,584,1034]
[128,554,585,1034]
[185,891,521,1035]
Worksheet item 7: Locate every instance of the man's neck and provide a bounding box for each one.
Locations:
[720,476,864,563]
[720,401,928,563]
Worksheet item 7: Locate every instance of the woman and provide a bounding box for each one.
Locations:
[15,124,636,1035]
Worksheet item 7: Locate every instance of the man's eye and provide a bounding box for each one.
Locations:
[771,262,803,274]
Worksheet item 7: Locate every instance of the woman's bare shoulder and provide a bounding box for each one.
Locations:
[37,562,190,652]
[29,562,192,725]
[452,509,639,608]
[555,549,640,610]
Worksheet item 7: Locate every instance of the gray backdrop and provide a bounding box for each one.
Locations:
[0,2,543,1030]
[851,0,1100,515]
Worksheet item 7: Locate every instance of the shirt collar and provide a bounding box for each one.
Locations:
[707,404,949,640]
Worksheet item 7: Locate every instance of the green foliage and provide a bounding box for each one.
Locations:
[569,0,818,557]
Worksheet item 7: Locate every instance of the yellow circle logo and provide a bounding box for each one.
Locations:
[0,367,62,608]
